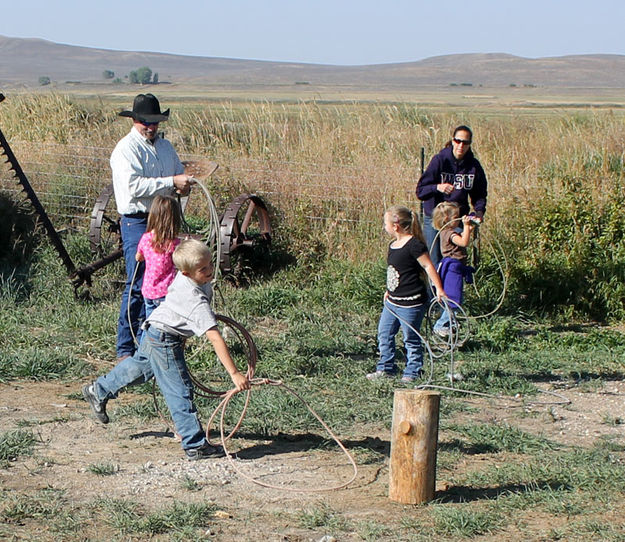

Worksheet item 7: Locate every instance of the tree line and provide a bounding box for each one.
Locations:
[102,67,159,84]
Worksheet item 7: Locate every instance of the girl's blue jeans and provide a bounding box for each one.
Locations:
[94,325,208,451]
[144,296,165,319]
[376,299,426,379]
[434,308,455,331]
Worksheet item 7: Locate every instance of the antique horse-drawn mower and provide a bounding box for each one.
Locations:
[0,93,272,294]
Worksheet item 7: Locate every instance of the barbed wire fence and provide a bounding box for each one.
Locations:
[0,140,421,263]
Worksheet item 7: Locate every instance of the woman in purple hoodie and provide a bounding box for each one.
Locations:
[416,125,487,268]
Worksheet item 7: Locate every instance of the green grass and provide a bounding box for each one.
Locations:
[179,474,201,492]
[431,505,506,537]
[456,446,625,494]
[0,429,37,466]
[94,498,218,537]
[1,157,625,539]
[1,488,68,523]
[297,502,350,531]
[87,462,119,476]
[444,422,559,454]
[1,266,625,539]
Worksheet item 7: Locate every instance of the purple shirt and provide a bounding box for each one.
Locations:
[417,146,487,218]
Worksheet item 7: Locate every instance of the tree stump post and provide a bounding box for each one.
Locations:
[389,389,440,504]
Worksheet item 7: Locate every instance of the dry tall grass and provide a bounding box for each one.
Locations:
[1,94,624,317]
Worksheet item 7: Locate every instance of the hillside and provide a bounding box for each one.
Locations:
[2,35,625,89]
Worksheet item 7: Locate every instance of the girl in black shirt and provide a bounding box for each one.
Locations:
[367,205,446,382]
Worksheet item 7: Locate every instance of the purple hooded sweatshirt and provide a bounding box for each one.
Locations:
[416,146,487,218]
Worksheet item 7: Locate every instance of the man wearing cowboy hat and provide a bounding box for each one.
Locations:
[111,93,193,360]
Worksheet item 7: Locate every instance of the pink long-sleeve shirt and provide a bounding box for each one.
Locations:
[137,231,180,300]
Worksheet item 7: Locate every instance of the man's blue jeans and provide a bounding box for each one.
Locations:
[94,325,208,451]
[423,214,442,269]
[376,299,426,379]
[118,216,147,357]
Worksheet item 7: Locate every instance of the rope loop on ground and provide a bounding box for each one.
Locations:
[150,315,358,492]
[207,378,359,492]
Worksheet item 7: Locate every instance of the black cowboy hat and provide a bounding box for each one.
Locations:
[118,93,170,123]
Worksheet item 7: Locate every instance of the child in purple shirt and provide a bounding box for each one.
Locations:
[432,201,475,335]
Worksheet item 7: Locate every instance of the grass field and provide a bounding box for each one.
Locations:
[1,90,625,540]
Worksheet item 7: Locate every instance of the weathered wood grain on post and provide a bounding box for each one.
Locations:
[389,389,440,504]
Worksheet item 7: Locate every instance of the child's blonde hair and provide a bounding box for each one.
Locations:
[386,205,425,243]
[432,202,460,230]
[172,239,211,273]
[147,195,182,252]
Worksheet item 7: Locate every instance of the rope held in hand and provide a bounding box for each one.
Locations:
[150,315,358,492]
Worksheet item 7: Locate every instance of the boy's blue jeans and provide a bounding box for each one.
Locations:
[376,299,426,379]
[94,325,207,451]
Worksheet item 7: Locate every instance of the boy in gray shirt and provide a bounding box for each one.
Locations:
[83,239,250,460]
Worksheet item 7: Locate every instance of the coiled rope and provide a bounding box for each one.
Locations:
[384,299,571,407]
[129,177,359,491]
[429,217,509,321]
[389,215,568,405]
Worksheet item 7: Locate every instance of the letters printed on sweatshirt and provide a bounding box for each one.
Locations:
[441,172,475,190]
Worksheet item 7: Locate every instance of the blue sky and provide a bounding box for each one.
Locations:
[2,0,624,65]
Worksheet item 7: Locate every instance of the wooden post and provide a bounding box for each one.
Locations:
[389,389,440,504]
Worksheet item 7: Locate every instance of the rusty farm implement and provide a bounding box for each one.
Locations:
[0,92,272,295]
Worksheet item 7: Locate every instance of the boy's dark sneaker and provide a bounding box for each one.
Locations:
[82,383,109,424]
[185,443,226,461]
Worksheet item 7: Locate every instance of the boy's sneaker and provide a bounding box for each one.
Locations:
[366,370,393,381]
[185,443,226,461]
[82,384,109,424]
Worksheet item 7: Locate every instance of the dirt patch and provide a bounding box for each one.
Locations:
[1,379,624,540]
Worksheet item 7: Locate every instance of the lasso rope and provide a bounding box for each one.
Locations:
[151,330,359,492]
[428,216,509,320]
[383,299,571,407]
[206,378,358,492]
[148,310,359,490]
[415,214,566,404]
[127,178,359,491]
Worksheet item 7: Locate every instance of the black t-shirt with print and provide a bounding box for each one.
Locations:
[386,236,428,307]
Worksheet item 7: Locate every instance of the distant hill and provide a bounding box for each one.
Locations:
[2,35,625,89]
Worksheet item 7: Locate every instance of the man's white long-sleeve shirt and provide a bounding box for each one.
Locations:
[110,127,184,215]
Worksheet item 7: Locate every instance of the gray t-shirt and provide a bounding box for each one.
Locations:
[147,272,217,337]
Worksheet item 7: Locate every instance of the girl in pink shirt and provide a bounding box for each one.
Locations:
[136,195,182,317]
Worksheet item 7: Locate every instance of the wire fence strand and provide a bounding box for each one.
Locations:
[0,140,420,240]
